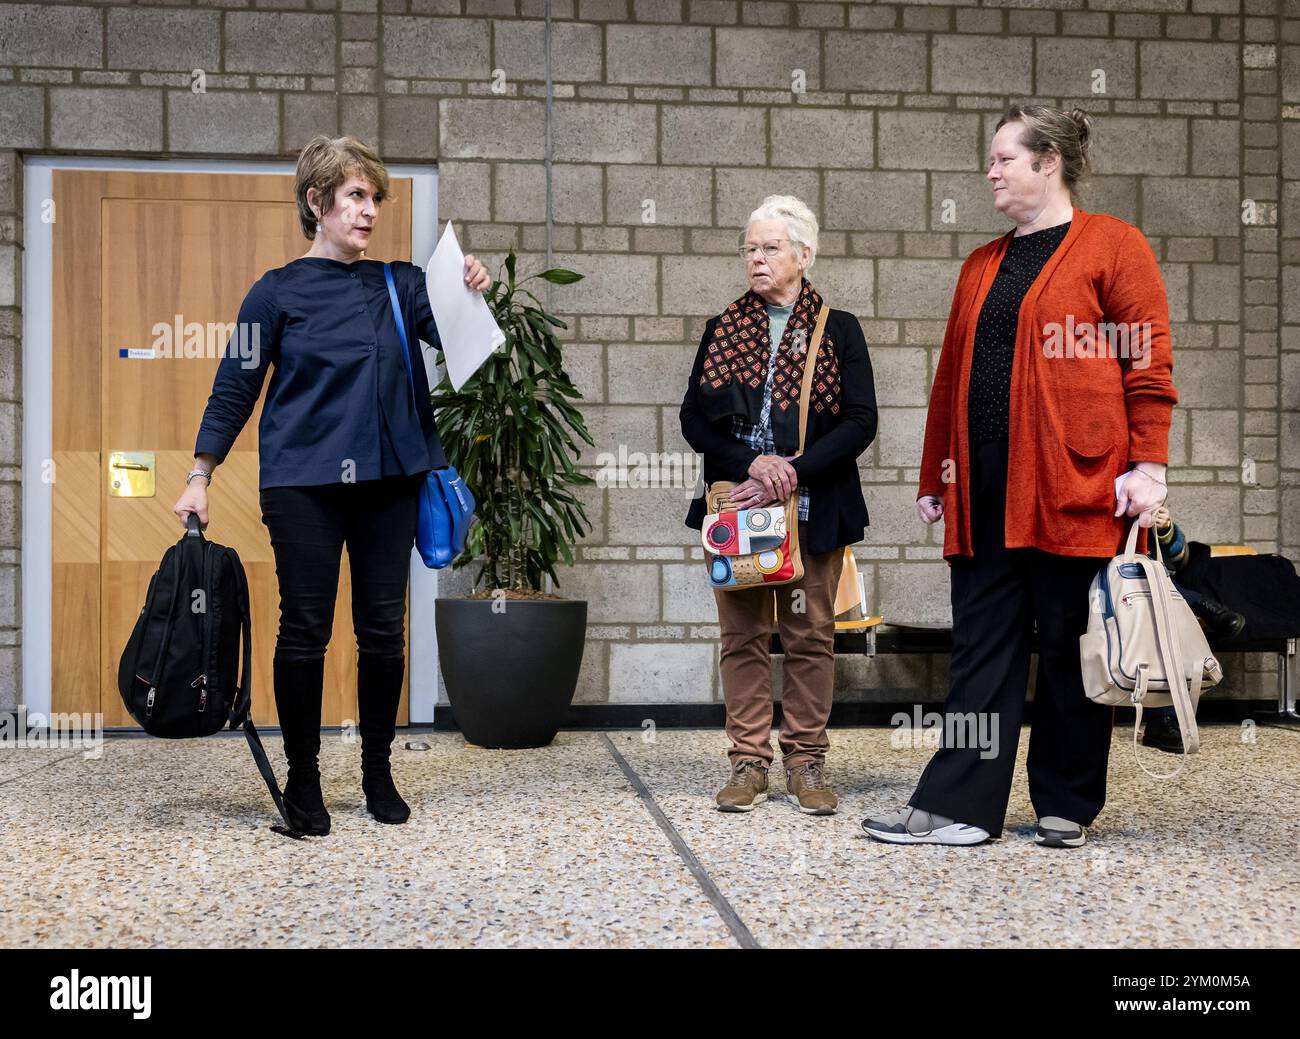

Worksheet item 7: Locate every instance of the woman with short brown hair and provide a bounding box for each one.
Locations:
[173,135,490,835]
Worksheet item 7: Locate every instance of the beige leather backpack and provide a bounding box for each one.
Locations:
[1080,518,1223,778]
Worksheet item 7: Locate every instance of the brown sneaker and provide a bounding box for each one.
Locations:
[715,760,769,812]
[785,760,838,815]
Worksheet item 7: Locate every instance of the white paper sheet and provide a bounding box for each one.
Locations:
[425,221,505,390]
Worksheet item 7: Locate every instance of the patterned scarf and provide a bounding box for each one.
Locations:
[697,279,841,454]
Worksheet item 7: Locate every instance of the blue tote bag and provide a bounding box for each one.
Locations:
[383,263,476,569]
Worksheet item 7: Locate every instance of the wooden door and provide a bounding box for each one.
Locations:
[51,169,414,727]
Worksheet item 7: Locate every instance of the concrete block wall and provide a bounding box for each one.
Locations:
[0,0,1296,709]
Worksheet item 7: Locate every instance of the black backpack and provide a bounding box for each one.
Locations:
[117,513,303,838]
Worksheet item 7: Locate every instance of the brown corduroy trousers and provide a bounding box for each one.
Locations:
[712,521,842,770]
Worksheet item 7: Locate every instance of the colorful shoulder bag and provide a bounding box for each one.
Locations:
[702,304,829,591]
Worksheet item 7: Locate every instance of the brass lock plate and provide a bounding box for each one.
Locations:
[108,451,155,497]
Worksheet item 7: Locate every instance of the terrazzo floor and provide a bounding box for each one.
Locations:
[1,724,1296,948]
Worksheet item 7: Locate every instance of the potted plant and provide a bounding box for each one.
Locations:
[429,252,594,748]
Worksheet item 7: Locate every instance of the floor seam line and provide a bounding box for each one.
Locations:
[601,733,760,950]
[0,752,85,788]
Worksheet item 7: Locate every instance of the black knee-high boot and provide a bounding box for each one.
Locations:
[274,655,331,836]
[358,652,410,824]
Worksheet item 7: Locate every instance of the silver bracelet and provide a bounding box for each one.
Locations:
[1133,467,1167,488]
[185,468,212,485]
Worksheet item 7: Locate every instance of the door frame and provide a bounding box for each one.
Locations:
[22,156,443,724]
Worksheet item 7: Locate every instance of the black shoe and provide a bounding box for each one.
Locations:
[283,771,331,836]
[1141,712,1184,754]
[274,655,331,836]
[358,652,410,825]
[1189,596,1246,639]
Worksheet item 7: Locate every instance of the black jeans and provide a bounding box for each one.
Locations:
[259,475,422,662]
[909,437,1115,837]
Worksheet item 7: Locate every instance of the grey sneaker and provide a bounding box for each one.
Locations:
[861,805,991,846]
[1034,816,1087,848]
[716,760,769,812]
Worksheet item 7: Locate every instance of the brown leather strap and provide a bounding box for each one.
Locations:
[794,304,829,457]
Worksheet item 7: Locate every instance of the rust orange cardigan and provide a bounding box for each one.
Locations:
[919,209,1179,561]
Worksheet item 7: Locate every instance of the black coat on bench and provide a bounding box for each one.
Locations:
[1178,542,1300,645]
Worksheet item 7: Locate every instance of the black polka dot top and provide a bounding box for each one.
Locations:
[966,220,1072,444]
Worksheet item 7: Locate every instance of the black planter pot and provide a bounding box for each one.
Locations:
[435,597,588,749]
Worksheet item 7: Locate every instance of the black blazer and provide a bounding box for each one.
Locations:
[679,307,878,555]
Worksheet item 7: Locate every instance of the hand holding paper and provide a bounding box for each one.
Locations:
[425,221,505,390]
[462,254,490,292]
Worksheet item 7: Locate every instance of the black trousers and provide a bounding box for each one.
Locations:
[259,475,422,662]
[909,438,1115,837]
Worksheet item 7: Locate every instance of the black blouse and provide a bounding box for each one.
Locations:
[967,220,1071,444]
[194,257,448,488]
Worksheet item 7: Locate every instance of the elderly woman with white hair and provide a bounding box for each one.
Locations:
[679,195,878,815]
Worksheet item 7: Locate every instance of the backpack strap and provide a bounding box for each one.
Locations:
[227,550,305,840]
[242,719,304,840]
[1122,520,1201,780]
[225,547,253,724]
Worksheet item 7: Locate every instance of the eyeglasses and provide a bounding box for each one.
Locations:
[737,239,791,261]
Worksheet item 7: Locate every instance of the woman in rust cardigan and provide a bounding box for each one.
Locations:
[862,105,1177,850]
